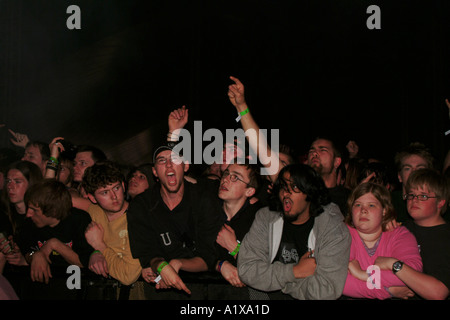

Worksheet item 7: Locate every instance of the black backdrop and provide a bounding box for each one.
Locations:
[1,0,449,168]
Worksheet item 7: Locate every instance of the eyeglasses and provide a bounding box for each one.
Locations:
[403,193,437,201]
[155,155,183,165]
[222,170,253,187]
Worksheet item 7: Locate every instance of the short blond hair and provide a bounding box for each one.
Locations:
[405,168,449,214]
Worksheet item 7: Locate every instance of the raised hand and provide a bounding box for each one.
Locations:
[168,105,189,133]
[8,129,29,148]
[228,76,248,112]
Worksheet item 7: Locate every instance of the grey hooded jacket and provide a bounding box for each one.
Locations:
[237,203,351,300]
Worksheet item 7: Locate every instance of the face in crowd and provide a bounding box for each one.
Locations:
[6,169,29,206]
[278,170,310,224]
[152,150,189,194]
[128,170,150,198]
[398,155,429,191]
[73,151,95,182]
[218,163,255,202]
[22,145,46,173]
[88,181,127,215]
[307,138,341,177]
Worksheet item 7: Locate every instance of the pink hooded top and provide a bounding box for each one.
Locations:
[342,225,423,299]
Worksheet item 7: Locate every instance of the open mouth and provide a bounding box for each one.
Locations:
[166,171,177,185]
[283,198,292,212]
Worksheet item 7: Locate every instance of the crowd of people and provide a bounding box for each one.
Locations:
[0,77,449,301]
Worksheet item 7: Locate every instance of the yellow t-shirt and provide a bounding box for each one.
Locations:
[88,204,142,285]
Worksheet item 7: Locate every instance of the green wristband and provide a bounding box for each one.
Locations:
[49,156,59,164]
[229,241,241,257]
[90,250,101,257]
[235,108,249,122]
[239,108,249,116]
[157,261,169,274]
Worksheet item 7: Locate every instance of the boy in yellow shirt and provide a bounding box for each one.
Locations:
[82,161,142,289]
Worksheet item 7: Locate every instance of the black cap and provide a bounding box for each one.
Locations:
[152,141,180,163]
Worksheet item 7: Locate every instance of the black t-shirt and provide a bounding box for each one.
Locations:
[127,181,223,270]
[404,221,450,293]
[16,208,93,267]
[275,217,314,264]
[0,205,28,237]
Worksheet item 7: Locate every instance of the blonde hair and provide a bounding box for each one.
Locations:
[405,168,449,214]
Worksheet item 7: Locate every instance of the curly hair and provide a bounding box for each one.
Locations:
[82,161,125,195]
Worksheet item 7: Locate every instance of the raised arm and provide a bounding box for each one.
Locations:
[168,105,189,141]
[228,76,281,183]
[44,137,65,179]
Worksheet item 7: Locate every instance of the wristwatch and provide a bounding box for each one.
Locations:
[392,260,404,274]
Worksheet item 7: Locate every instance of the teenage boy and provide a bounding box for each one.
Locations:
[81,161,142,287]
[127,141,222,299]
[380,168,450,300]
[210,161,263,299]
[16,179,92,298]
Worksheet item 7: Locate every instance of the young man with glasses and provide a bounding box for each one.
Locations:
[127,141,222,299]
[387,168,450,299]
[209,161,263,299]
[237,164,351,300]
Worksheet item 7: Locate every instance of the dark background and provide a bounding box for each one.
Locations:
[1,0,449,169]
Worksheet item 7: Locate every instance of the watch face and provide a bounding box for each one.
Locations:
[393,261,403,272]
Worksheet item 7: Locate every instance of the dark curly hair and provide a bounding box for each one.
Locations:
[82,161,125,195]
[270,163,331,217]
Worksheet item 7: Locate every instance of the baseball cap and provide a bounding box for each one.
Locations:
[152,141,182,163]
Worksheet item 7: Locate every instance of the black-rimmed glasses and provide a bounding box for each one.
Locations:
[403,193,437,201]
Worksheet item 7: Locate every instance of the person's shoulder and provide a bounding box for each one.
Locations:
[188,177,219,195]
[63,207,92,226]
[70,206,91,218]
[321,202,344,220]
[315,203,349,237]
[388,225,416,242]
[129,187,157,210]
[255,206,282,222]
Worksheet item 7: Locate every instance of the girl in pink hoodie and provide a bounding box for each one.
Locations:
[342,182,422,299]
